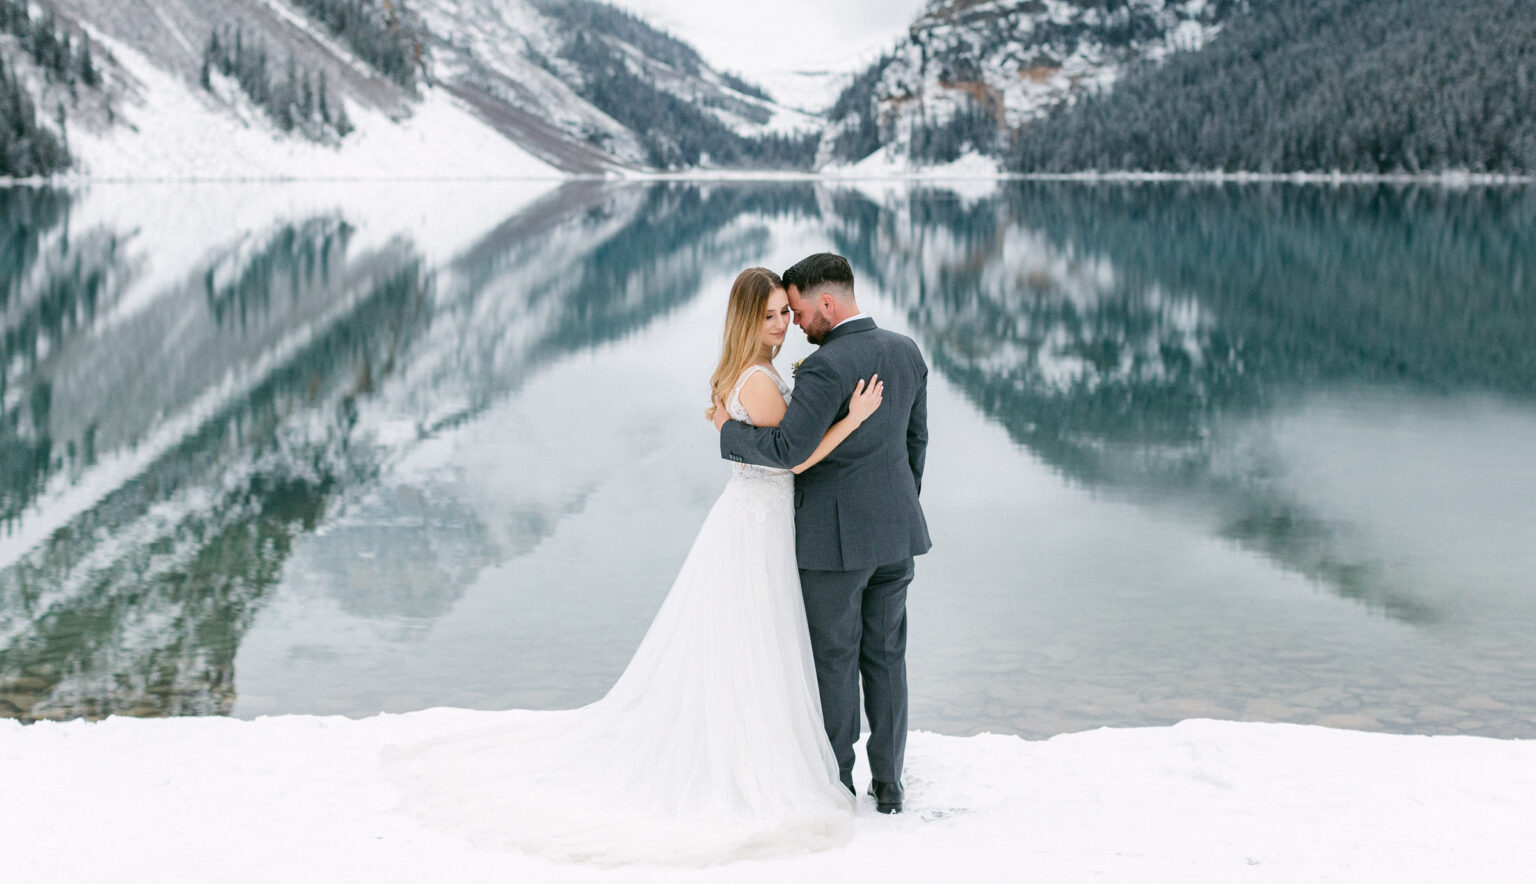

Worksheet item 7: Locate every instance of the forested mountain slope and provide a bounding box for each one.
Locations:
[3,0,1530,177]
[1010,0,1536,174]
[823,0,1535,175]
[0,0,816,178]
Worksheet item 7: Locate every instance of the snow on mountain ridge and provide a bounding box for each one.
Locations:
[12,0,821,178]
[29,0,556,179]
[819,0,1232,168]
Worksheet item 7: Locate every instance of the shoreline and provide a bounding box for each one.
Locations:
[2,170,1532,187]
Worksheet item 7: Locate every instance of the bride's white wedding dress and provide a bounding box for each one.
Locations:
[385,365,854,866]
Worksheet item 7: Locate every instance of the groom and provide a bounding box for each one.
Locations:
[712,253,930,814]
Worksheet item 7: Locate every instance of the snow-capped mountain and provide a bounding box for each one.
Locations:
[9,0,1524,177]
[8,0,818,178]
[819,0,1236,170]
[412,0,820,171]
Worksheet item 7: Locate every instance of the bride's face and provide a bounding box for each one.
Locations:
[760,288,791,353]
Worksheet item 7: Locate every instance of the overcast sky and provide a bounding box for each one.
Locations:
[612,0,930,77]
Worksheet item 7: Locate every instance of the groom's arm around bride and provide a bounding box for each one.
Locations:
[716,255,930,572]
[714,252,930,807]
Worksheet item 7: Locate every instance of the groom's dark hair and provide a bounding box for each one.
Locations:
[783,253,854,299]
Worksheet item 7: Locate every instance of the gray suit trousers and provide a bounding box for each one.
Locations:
[799,557,914,790]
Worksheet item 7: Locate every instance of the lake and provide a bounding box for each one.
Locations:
[3,179,1534,740]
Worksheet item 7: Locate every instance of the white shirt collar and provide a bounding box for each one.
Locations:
[832,313,871,330]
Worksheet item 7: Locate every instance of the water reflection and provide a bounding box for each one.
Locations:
[1,195,432,718]
[0,181,826,721]
[832,183,1536,624]
[204,219,355,330]
[1,180,1533,735]
[1,188,122,529]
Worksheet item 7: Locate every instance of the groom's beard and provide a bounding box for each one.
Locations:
[803,315,833,345]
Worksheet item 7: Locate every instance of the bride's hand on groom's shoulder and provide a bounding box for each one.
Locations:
[848,375,883,425]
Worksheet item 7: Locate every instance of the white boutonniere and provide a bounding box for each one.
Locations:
[791,358,805,378]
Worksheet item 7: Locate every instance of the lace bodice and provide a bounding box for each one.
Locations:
[726,365,793,482]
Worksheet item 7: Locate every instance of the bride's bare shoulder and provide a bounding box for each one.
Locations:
[736,368,788,425]
[737,368,782,399]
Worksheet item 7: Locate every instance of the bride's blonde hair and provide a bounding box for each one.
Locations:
[707,267,784,421]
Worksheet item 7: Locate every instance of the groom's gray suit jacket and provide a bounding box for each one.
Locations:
[720,317,931,571]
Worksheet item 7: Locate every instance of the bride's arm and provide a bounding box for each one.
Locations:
[791,376,882,474]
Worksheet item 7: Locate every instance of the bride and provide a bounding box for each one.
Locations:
[386,267,884,866]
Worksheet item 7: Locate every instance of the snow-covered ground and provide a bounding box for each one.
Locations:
[824,148,1005,179]
[2,712,1530,882]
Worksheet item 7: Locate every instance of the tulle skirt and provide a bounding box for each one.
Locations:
[384,472,854,866]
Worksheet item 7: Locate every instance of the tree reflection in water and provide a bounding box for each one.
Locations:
[833,182,1536,624]
[2,181,1532,722]
[0,182,824,722]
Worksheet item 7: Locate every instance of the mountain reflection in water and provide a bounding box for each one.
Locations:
[2,181,1533,738]
[835,183,1536,624]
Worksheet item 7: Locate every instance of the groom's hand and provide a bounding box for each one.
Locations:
[712,396,729,431]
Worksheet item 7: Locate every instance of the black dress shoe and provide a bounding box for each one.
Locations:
[867,779,903,814]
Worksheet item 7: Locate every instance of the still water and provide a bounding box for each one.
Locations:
[3,180,1534,739]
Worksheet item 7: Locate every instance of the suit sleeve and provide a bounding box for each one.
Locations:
[907,350,928,496]
[720,357,844,469]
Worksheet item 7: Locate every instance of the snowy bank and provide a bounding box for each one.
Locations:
[819,149,1006,182]
[2,712,1531,882]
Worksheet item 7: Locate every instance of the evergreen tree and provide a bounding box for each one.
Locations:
[201,27,350,140]
[78,37,97,87]
[57,32,72,79]
[299,70,313,121]
[286,0,423,91]
[532,0,701,74]
[719,71,770,102]
[333,97,352,136]
[0,0,98,89]
[826,55,893,163]
[0,54,68,176]
[908,98,1000,163]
